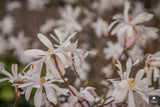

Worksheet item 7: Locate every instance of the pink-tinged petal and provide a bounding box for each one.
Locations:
[126,36,136,48]
[11,64,17,78]
[69,85,83,100]
[38,33,54,53]
[126,26,134,37]
[85,87,97,97]
[135,69,144,83]
[81,90,95,103]
[128,90,136,107]
[24,49,48,58]
[131,12,153,25]
[25,87,33,101]
[44,86,57,105]
[34,88,42,107]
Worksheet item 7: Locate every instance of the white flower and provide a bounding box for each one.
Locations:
[24,32,72,79]
[0,16,14,35]
[9,31,33,64]
[18,69,68,107]
[51,29,85,70]
[0,36,8,55]
[27,0,49,11]
[111,59,153,107]
[103,42,123,60]
[145,52,160,85]
[6,1,22,12]
[40,19,55,33]
[108,1,158,47]
[91,17,108,38]
[128,46,144,62]
[0,64,21,83]
[57,5,82,34]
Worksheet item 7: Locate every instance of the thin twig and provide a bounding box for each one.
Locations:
[54,55,85,107]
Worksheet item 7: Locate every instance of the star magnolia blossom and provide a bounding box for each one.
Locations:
[145,52,160,85]
[18,65,69,107]
[108,1,158,47]
[51,29,85,70]
[0,64,21,83]
[103,42,123,60]
[111,59,154,107]
[128,46,144,62]
[57,5,82,34]
[91,17,108,38]
[24,31,73,79]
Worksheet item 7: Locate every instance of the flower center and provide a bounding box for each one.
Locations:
[39,76,46,84]
[128,79,136,88]
[67,19,73,24]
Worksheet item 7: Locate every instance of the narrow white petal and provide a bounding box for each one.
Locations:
[126,58,132,78]
[136,90,149,104]
[38,33,54,53]
[0,78,9,82]
[135,69,144,83]
[54,29,63,44]
[123,1,130,22]
[34,88,42,107]
[131,12,153,25]
[25,87,33,101]
[44,86,57,105]
[128,90,136,107]
[11,64,17,78]
[24,49,48,58]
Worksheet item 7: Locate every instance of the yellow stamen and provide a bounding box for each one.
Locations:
[67,19,73,23]
[39,76,46,84]
[128,79,136,88]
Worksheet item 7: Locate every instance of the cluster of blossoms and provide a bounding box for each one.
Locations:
[0,0,160,107]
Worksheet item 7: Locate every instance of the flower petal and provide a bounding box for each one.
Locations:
[11,64,17,78]
[38,33,54,53]
[25,87,33,101]
[128,90,136,107]
[135,69,144,83]
[24,49,48,58]
[34,88,42,107]
[44,86,57,105]
[131,12,153,25]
